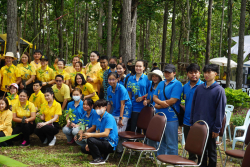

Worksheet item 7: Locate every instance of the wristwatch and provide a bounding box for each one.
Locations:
[119,116,123,120]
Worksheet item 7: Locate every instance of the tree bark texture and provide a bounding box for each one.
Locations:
[219,0,225,58]
[84,3,89,65]
[131,6,137,60]
[7,0,17,57]
[169,0,176,64]
[23,1,29,39]
[33,0,37,54]
[205,0,213,65]
[98,0,103,54]
[186,0,190,62]
[161,2,169,70]
[107,0,112,57]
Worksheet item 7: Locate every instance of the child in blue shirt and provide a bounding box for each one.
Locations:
[81,99,118,165]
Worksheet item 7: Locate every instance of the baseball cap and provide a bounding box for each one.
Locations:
[164,64,176,73]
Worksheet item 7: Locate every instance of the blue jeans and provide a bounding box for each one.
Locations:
[62,126,80,142]
[157,120,178,156]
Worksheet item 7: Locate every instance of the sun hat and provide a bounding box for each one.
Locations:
[10,83,19,89]
[3,52,17,60]
[147,69,164,81]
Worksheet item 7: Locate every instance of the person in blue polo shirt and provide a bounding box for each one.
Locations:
[81,99,118,165]
[127,60,151,133]
[62,88,85,144]
[74,98,99,147]
[153,64,182,156]
[107,72,132,156]
[182,63,203,161]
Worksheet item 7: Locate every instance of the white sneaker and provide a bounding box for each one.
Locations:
[43,138,48,144]
[49,136,56,146]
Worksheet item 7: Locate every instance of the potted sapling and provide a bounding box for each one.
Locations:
[65,108,76,129]
[76,119,89,140]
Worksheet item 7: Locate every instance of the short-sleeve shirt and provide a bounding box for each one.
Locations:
[55,70,70,82]
[107,83,132,118]
[1,64,21,92]
[183,79,204,126]
[12,101,36,118]
[84,62,102,92]
[70,71,86,88]
[7,94,19,106]
[66,100,85,124]
[96,112,118,150]
[0,109,13,136]
[17,64,36,80]
[36,66,55,82]
[76,83,99,102]
[29,91,47,110]
[154,78,183,122]
[30,61,41,70]
[81,109,99,129]
[40,100,62,122]
[52,84,71,102]
[127,74,151,112]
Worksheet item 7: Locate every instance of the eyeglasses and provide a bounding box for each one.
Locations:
[56,80,63,82]
[108,79,116,82]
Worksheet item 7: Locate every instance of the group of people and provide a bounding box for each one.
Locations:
[0,50,226,166]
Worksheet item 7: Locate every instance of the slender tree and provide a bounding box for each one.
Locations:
[84,3,89,65]
[107,0,112,57]
[219,0,225,57]
[161,1,169,70]
[33,0,37,54]
[169,0,176,64]
[205,0,213,65]
[98,0,103,54]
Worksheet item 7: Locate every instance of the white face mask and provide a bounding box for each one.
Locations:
[72,96,81,102]
[96,109,104,115]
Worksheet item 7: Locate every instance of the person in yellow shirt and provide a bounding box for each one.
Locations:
[75,73,99,102]
[0,52,21,96]
[64,56,81,74]
[55,59,70,86]
[17,52,36,96]
[52,75,71,110]
[222,72,227,80]
[7,83,19,109]
[84,51,102,92]
[36,56,55,92]
[53,57,59,71]
[97,56,109,98]
[30,50,42,70]
[34,88,62,146]
[12,90,36,146]
[69,61,86,91]
[29,80,46,112]
[0,97,13,146]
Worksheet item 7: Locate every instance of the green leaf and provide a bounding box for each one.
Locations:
[0,154,28,166]
[0,134,19,142]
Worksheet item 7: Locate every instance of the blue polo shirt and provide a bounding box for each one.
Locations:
[66,100,85,124]
[127,74,151,112]
[183,79,204,126]
[154,78,183,122]
[96,112,118,150]
[107,83,132,118]
[147,82,156,106]
[81,109,99,129]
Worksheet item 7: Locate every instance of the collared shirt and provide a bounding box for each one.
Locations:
[55,69,70,82]
[40,100,62,122]
[127,74,151,112]
[96,112,118,150]
[154,78,183,122]
[84,62,102,92]
[29,91,47,110]
[147,82,156,106]
[183,79,204,126]
[97,67,110,87]
[12,101,36,118]
[70,71,86,88]
[107,83,132,118]
[52,84,71,102]
[0,109,13,136]
[17,63,36,80]
[30,61,41,70]
[36,66,55,82]
[66,100,85,124]
[0,64,21,92]
[7,94,19,106]
[53,63,59,71]
[76,83,99,102]
[81,109,99,129]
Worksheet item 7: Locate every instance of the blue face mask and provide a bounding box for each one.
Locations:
[72,96,81,102]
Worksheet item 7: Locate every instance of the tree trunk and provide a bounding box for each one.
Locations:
[75,3,80,55]
[236,0,247,89]
[7,0,17,57]
[33,0,37,54]
[59,0,64,58]
[140,22,145,59]
[23,1,28,39]
[17,15,21,54]
[186,0,190,62]
[66,31,68,63]
[169,0,176,64]
[84,3,89,65]
[131,6,137,60]
[46,2,50,58]
[72,1,76,56]
[219,0,225,57]
[107,0,112,57]
[145,19,150,58]
[205,0,213,65]
[226,0,233,88]
[161,2,169,70]
[39,1,42,50]
[98,0,103,54]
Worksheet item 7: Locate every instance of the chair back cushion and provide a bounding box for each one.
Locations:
[185,122,208,156]
[219,115,227,137]
[146,114,166,142]
[137,106,154,130]
[245,124,250,145]
[242,144,250,167]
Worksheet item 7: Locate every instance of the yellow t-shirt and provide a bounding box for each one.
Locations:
[55,70,70,82]
[53,63,59,71]
[40,100,62,122]
[36,66,55,82]
[97,67,109,87]
[30,61,41,70]
[17,63,36,80]
[52,84,71,102]
[12,101,36,118]
[84,62,102,92]
[64,66,75,74]
[222,75,226,80]
[76,83,99,102]
[29,91,46,110]
[70,71,86,88]
[0,64,21,92]
[0,109,13,136]
[7,94,19,106]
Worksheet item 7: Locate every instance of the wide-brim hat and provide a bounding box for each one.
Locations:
[3,52,17,60]
[148,69,164,81]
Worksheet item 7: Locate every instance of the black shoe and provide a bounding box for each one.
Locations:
[89,158,105,165]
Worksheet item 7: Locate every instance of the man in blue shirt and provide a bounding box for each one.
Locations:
[153,64,182,156]
[182,63,203,161]
[81,99,118,165]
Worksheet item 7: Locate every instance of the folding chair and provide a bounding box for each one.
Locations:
[242,144,250,167]
[216,115,227,167]
[157,120,209,166]
[224,109,232,143]
[118,112,167,167]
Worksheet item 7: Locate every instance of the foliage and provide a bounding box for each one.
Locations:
[59,109,67,128]
[78,119,89,132]
[225,88,250,108]
[64,108,76,122]
[231,108,248,126]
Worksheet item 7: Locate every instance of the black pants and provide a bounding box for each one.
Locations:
[183,125,197,161]
[12,122,36,143]
[81,137,114,160]
[34,122,59,144]
[130,112,141,133]
[198,134,217,167]
[0,131,8,147]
